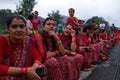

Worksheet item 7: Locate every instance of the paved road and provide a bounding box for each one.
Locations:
[80,41,120,80]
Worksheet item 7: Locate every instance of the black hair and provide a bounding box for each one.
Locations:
[75,27,82,35]
[69,8,75,13]
[19,10,24,15]
[7,15,26,28]
[41,17,56,51]
[34,11,38,13]
[43,17,55,26]
[83,24,92,32]
[28,15,33,20]
[65,24,74,30]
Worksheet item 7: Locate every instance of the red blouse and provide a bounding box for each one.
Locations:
[32,16,42,30]
[58,34,78,50]
[66,16,78,29]
[0,36,42,76]
[100,33,107,40]
[81,33,91,45]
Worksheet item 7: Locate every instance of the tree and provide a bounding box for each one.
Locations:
[86,16,108,24]
[48,10,64,25]
[15,0,36,18]
[0,9,14,34]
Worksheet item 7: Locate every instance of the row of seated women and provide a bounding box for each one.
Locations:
[34,18,117,80]
[0,15,117,80]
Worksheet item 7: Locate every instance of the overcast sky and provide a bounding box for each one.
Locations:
[0,0,120,27]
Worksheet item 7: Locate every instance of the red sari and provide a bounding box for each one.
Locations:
[116,30,120,40]
[58,34,84,80]
[75,35,88,68]
[66,16,78,29]
[35,33,63,80]
[0,36,42,80]
[100,33,111,52]
[81,33,92,68]
[90,33,102,64]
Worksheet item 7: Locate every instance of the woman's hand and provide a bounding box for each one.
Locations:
[48,30,56,37]
[27,67,41,80]
[70,51,76,56]
[70,29,76,37]
[48,30,60,40]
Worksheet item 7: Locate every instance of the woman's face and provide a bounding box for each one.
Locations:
[86,29,91,34]
[8,17,27,40]
[78,29,82,35]
[95,29,100,34]
[34,11,39,17]
[44,20,56,32]
[69,10,74,17]
[64,25,73,36]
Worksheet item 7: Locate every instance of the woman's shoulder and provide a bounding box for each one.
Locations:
[81,33,86,36]
[0,35,7,41]
[57,33,63,38]
[0,35,8,45]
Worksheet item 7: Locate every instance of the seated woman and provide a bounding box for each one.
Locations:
[75,27,93,70]
[57,24,84,79]
[91,28,106,63]
[79,25,93,69]
[99,30,112,60]
[35,17,65,80]
[110,31,117,46]
[0,15,42,80]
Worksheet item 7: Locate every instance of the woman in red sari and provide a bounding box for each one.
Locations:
[80,25,93,69]
[100,30,110,51]
[116,29,120,40]
[0,15,42,80]
[58,24,84,80]
[65,8,79,29]
[35,17,65,80]
[75,27,93,70]
[99,30,110,60]
[91,28,103,63]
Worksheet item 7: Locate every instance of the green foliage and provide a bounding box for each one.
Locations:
[0,9,14,34]
[0,9,13,25]
[48,10,64,25]
[0,24,6,35]
[15,0,36,18]
[86,16,108,24]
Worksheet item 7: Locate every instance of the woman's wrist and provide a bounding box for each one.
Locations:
[66,50,71,54]
[34,61,41,65]
[57,40,62,45]
[55,50,59,55]
[72,38,76,42]
[20,67,28,75]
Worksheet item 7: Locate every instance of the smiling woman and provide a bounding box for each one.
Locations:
[7,16,27,44]
[0,15,42,80]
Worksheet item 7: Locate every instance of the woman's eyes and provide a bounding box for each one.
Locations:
[10,25,25,29]
[46,23,55,26]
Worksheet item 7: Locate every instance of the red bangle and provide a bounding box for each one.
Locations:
[66,50,71,54]
[20,68,24,74]
[24,68,28,74]
[20,68,28,75]
[55,50,59,55]
[72,40,76,42]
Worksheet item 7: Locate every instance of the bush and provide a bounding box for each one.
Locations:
[0,24,6,35]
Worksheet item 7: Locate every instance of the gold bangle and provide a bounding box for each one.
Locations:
[72,40,76,42]
[57,40,62,45]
